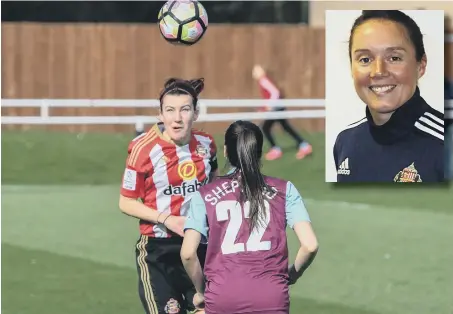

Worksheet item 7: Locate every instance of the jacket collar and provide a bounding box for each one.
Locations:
[366,86,428,145]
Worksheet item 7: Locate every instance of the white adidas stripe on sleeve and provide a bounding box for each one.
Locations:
[414,112,444,141]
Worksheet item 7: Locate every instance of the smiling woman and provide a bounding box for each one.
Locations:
[349,11,428,125]
[325,9,445,183]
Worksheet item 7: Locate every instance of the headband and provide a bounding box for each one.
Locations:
[160,85,197,101]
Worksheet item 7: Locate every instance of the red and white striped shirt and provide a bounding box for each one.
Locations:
[120,123,218,238]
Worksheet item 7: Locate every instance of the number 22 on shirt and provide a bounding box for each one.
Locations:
[215,200,271,254]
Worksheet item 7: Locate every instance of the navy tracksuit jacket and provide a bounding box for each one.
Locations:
[333,87,444,183]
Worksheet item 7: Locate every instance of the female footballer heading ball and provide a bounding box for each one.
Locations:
[119,77,218,314]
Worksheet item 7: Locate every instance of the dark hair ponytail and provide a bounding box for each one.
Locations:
[225,120,271,232]
[159,77,205,109]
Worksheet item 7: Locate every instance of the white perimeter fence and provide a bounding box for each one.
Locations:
[1,98,452,131]
[1,99,327,131]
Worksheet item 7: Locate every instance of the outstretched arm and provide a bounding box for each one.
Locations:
[180,192,209,294]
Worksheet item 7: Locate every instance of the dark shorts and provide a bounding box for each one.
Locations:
[135,235,207,314]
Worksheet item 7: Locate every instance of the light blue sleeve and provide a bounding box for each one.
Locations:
[184,192,208,243]
[285,181,311,228]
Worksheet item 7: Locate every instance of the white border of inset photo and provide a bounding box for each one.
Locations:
[324,9,445,183]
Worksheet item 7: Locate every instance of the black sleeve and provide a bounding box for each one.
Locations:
[209,154,218,172]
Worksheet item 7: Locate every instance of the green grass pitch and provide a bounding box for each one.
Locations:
[1,129,452,314]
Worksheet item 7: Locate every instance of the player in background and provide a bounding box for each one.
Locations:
[119,77,218,314]
[181,120,319,314]
[252,64,313,161]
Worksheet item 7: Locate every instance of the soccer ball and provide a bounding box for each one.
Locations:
[158,0,208,46]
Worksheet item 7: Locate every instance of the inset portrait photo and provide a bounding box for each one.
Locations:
[325,10,445,183]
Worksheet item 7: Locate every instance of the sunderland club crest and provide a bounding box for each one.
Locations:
[164,298,180,313]
[393,162,422,183]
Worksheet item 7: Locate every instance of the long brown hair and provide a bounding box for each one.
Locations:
[225,120,272,232]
